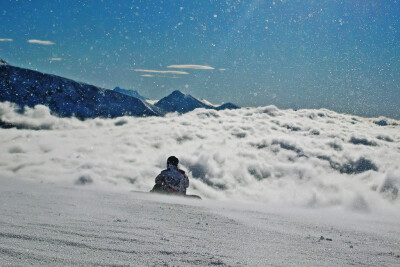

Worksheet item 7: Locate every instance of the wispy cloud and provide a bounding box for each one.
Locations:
[49,58,62,61]
[167,64,214,70]
[28,39,55,45]
[140,74,155,77]
[0,38,13,42]
[134,69,189,75]
[219,68,226,71]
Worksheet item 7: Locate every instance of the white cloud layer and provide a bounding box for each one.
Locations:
[134,69,189,75]
[141,74,155,77]
[1,102,399,213]
[28,39,55,45]
[49,58,62,61]
[167,65,215,70]
[0,38,13,42]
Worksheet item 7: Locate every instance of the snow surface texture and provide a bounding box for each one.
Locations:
[1,177,400,266]
[0,101,400,214]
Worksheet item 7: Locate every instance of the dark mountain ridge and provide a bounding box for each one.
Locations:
[0,62,161,119]
[155,90,209,113]
[0,59,239,119]
[113,87,148,101]
[155,90,239,113]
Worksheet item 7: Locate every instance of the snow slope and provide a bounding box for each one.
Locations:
[1,177,399,266]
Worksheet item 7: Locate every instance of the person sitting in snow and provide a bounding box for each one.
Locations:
[151,156,189,195]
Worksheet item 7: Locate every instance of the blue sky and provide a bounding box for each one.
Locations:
[1,0,399,118]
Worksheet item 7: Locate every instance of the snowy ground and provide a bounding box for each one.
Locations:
[1,177,400,266]
[1,103,400,266]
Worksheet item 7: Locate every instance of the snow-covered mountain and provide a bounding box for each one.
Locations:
[113,86,148,101]
[0,60,160,119]
[155,90,239,113]
[0,60,239,118]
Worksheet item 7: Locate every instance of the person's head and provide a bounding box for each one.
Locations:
[167,156,179,167]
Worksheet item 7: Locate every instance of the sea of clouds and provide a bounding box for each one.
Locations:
[1,101,399,213]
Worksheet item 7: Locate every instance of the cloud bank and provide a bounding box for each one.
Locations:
[49,58,62,61]
[28,39,55,45]
[167,65,215,70]
[1,102,399,213]
[0,38,13,42]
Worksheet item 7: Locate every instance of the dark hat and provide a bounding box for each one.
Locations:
[167,156,179,166]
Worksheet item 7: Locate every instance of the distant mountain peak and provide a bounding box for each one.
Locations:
[155,90,207,113]
[0,58,8,65]
[170,90,185,97]
[155,90,239,113]
[114,86,148,100]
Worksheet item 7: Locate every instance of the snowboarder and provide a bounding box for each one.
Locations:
[150,156,189,195]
